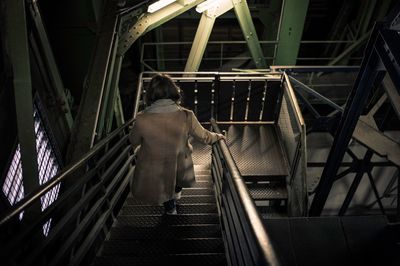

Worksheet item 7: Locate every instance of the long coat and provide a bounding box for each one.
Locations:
[129,107,218,204]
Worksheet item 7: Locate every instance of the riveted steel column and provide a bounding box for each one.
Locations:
[274,0,309,65]
[231,0,267,68]
[5,0,40,208]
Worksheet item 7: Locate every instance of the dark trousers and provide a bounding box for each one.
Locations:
[163,186,182,212]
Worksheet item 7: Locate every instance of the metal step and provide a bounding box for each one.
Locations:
[109,224,222,240]
[196,175,212,181]
[191,181,213,188]
[182,188,214,196]
[247,182,288,200]
[243,175,287,182]
[95,253,227,266]
[126,195,216,205]
[102,238,225,256]
[121,204,218,215]
[115,214,220,227]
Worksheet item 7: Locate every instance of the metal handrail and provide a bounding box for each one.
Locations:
[0,117,135,227]
[210,119,281,266]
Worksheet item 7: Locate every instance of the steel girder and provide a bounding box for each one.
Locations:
[274,0,309,65]
[5,0,41,217]
[309,16,400,215]
[66,1,119,163]
[117,0,205,56]
[28,2,74,131]
[232,0,267,68]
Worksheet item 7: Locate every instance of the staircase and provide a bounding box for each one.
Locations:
[223,124,289,217]
[95,164,227,266]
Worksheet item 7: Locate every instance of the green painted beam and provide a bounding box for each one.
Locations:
[232,0,267,68]
[5,0,40,214]
[106,55,124,133]
[96,34,119,140]
[185,13,216,72]
[274,0,309,65]
[114,90,125,127]
[118,0,205,56]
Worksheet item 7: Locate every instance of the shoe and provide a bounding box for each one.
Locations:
[174,191,182,200]
[166,208,177,215]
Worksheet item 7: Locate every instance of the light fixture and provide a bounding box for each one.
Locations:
[195,0,219,13]
[147,0,177,13]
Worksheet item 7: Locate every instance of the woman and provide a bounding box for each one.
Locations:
[129,74,224,214]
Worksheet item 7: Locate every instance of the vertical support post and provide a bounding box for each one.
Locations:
[184,13,216,72]
[232,0,267,68]
[155,28,166,71]
[5,0,40,210]
[274,0,309,65]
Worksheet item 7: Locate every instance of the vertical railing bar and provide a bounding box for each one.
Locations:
[194,79,198,116]
[211,80,215,119]
[230,80,236,121]
[259,80,268,121]
[244,80,252,121]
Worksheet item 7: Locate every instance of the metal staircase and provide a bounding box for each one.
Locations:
[95,164,227,266]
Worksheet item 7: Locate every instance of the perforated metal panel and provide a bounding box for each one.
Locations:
[220,124,289,177]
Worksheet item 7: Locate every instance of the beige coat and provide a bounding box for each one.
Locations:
[129,105,218,204]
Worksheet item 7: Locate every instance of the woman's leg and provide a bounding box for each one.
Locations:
[174,185,183,199]
[163,199,177,214]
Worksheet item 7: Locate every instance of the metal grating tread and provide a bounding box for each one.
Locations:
[190,181,213,188]
[121,204,218,215]
[95,253,227,266]
[182,188,214,196]
[220,124,289,177]
[115,214,220,227]
[192,139,212,166]
[247,183,288,200]
[102,238,225,256]
[126,195,216,205]
[196,175,212,181]
[109,224,222,240]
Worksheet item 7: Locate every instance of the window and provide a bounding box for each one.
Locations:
[2,100,62,235]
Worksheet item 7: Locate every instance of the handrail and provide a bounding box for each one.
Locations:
[283,72,305,128]
[0,117,135,227]
[210,119,281,266]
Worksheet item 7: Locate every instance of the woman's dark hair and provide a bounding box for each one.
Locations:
[145,74,182,105]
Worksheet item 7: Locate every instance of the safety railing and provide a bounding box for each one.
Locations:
[140,40,363,71]
[0,118,135,265]
[276,73,308,216]
[210,119,280,266]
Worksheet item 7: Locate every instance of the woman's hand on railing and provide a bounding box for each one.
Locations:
[216,133,226,141]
